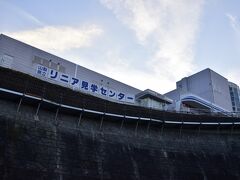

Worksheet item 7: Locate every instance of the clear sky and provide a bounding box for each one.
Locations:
[1,0,240,93]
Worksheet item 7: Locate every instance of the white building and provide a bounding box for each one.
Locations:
[0,34,171,110]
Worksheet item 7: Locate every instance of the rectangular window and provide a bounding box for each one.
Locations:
[0,54,13,68]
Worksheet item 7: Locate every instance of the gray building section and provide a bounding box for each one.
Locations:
[166,68,233,112]
[229,82,240,112]
[135,89,173,110]
[210,70,232,111]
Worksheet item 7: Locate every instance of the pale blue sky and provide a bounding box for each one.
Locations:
[1,0,240,93]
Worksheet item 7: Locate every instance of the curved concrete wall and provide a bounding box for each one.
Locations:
[0,98,240,180]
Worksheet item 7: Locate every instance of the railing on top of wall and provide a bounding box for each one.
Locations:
[0,63,240,120]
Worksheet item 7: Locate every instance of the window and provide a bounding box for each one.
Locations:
[0,54,13,68]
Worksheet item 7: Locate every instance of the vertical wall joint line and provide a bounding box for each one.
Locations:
[160,121,165,137]
[230,122,235,136]
[120,116,125,131]
[16,95,24,113]
[35,101,41,116]
[54,106,60,126]
[179,122,183,138]
[147,119,151,135]
[135,118,140,136]
[197,123,202,136]
[77,111,83,127]
[99,114,104,130]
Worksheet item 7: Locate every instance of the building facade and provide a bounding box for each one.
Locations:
[135,89,172,110]
[0,34,171,110]
[165,68,234,113]
[229,82,240,112]
[1,34,239,113]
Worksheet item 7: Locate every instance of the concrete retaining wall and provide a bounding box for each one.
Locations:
[0,98,240,180]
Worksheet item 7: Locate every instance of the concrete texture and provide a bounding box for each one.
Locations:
[0,98,240,180]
